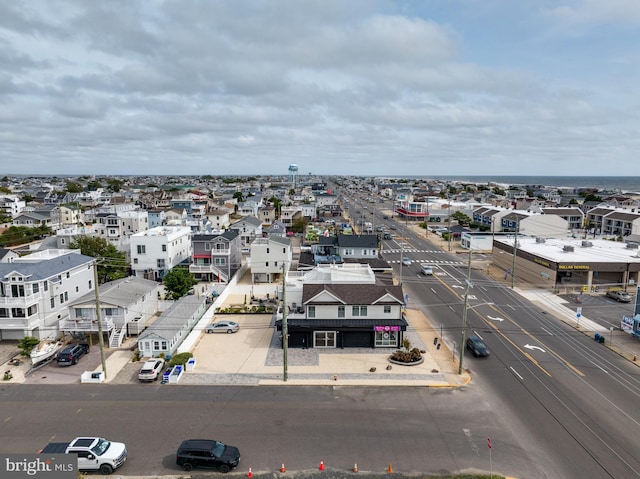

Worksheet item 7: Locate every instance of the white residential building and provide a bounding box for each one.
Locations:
[130,226,192,281]
[0,249,96,340]
[250,236,292,283]
[0,195,26,218]
[119,210,149,236]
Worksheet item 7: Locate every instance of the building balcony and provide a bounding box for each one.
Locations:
[59,317,115,333]
[0,293,40,306]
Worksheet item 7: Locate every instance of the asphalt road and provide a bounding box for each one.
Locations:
[0,383,544,478]
[379,219,640,479]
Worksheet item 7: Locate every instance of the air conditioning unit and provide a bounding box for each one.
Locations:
[536,237,546,243]
[563,245,574,252]
[581,241,593,247]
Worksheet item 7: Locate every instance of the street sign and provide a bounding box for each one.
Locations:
[576,306,582,318]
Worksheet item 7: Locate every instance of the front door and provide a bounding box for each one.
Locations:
[314,331,336,348]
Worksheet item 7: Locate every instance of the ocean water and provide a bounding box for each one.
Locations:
[410,176,640,193]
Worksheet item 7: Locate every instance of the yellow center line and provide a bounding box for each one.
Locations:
[484,303,585,378]
[432,274,581,377]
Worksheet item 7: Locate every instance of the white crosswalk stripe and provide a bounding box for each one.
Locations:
[387,260,465,265]
[384,249,448,254]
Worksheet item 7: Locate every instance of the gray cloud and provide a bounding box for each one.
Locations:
[0,0,638,176]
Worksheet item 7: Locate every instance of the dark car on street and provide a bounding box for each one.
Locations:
[466,336,489,357]
[176,439,240,473]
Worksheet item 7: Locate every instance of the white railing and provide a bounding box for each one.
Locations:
[0,292,40,306]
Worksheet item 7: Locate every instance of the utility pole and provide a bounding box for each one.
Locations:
[458,249,473,374]
[282,263,288,382]
[447,189,452,252]
[511,220,519,289]
[93,261,107,379]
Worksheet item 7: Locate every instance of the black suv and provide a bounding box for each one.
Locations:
[176,439,240,473]
[57,343,89,366]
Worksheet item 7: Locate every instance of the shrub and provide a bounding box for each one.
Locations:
[390,347,423,363]
[169,352,193,367]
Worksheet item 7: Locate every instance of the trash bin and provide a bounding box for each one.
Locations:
[599,336,605,344]
[594,333,601,342]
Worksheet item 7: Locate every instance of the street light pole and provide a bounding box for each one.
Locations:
[282,263,288,382]
[511,220,519,289]
[458,249,473,374]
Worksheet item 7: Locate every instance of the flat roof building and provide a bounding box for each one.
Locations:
[492,236,640,292]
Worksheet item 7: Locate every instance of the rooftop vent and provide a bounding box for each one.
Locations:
[563,245,575,253]
[581,241,593,247]
[626,243,639,249]
[536,237,546,243]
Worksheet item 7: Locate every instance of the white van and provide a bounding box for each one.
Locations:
[420,264,434,275]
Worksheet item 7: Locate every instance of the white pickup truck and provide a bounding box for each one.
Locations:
[39,437,127,474]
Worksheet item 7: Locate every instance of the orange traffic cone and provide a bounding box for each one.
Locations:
[353,463,358,473]
[387,463,393,473]
[247,467,253,478]
[280,463,286,473]
[319,460,325,471]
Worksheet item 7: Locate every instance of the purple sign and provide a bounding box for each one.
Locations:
[374,326,401,332]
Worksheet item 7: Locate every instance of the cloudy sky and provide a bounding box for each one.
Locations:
[1,0,639,177]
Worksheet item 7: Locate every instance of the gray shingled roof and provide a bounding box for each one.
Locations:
[302,283,404,305]
[69,277,159,308]
[138,296,206,341]
[0,253,94,281]
[338,234,378,248]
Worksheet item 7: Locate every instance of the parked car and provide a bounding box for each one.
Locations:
[57,343,89,366]
[606,290,632,303]
[420,264,433,275]
[138,358,166,382]
[401,257,412,266]
[176,439,240,473]
[205,321,240,334]
[466,336,489,357]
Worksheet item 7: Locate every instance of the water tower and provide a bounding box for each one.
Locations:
[288,164,299,189]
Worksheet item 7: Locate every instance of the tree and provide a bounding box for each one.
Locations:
[0,225,51,247]
[68,236,128,283]
[106,178,123,192]
[233,191,245,203]
[291,217,308,233]
[65,181,83,193]
[583,194,603,203]
[163,267,198,300]
[18,336,41,357]
[268,196,282,215]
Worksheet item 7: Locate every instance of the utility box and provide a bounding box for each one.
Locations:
[127,316,145,335]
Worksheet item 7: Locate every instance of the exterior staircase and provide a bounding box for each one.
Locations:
[109,328,125,348]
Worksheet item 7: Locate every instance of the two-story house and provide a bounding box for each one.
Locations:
[230,216,263,247]
[0,195,26,219]
[130,226,192,281]
[313,234,378,264]
[275,264,407,348]
[206,208,231,230]
[250,236,292,283]
[190,230,241,283]
[59,205,84,226]
[65,277,160,348]
[0,249,96,341]
[259,205,276,227]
